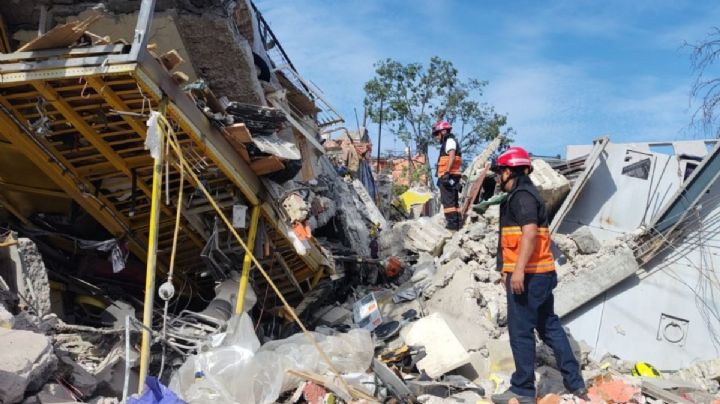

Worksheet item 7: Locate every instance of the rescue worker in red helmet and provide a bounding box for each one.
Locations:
[490,146,587,404]
[433,121,462,230]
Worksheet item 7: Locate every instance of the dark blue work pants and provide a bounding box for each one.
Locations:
[505,271,585,397]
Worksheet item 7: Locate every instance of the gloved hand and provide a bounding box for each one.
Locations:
[473,193,508,214]
[440,173,451,186]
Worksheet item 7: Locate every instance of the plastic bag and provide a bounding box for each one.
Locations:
[170,315,373,404]
[131,376,186,404]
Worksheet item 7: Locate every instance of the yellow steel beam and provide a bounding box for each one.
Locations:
[31,80,205,250]
[0,99,145,259]
[138,102,165,391]
[0,179,68,198]
[236,204,261,314]
[0,192,30,225]
[85,76,149,137]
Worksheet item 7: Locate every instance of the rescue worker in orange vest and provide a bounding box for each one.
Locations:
[433,121,462,230]
[490,147,587,404]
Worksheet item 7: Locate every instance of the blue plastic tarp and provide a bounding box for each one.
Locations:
[129,376,186,404]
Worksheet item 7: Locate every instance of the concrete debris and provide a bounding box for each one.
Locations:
[554,246,639,317]
[24,383,76,404]
[529,159,571,214]
[404,313,471,378]
[379,215,452,257]
[57,354,98,398]
[0,329,57,404]
[677,358,720,394]
[0,304,14,328]
[570,226,602,255]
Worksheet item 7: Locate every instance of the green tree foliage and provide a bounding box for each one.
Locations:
[364,56,512,159]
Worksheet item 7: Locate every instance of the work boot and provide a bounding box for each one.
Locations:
[491,389,535,404]
[570,387,589,400]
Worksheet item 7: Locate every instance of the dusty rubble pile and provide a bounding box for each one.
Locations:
[0,238,130,404]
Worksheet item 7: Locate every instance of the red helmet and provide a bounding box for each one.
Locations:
[496,146,532,168]
[432,121,452,134]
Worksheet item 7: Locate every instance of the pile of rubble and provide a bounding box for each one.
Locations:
[0,237,131,404]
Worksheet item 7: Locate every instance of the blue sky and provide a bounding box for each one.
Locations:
[256,0,720,157]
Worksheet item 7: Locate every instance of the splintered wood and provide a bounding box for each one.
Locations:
[18,15,101,52]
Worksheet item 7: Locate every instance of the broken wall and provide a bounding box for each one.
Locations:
[557,141,710,242]
[7,1,266,104]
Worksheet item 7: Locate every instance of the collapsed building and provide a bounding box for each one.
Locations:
[0,1,719,403]
[0,0,384,402]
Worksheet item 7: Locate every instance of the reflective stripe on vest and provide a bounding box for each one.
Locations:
[500,225,555,273]
[438,155,463,176]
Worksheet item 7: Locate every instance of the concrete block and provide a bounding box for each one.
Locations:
[530,159,571,213]
[0,305,14,329]
[318,306,352,326]
[555,247,639,317]
[0,329,57,403]
[570,227,601,254]
[536,366,565,396]
[351,179,387,230]
[487,336,515,374]
[58,355,97,397]
[404,313,471,378]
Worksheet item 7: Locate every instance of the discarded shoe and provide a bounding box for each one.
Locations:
[491,389,536,403]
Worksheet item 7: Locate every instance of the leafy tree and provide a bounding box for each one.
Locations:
[363,56,512,161]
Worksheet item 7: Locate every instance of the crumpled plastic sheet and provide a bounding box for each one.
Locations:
[78,238,128,273]
[170,314,373,404]
[145,111,161,160]
[130,376,186,404]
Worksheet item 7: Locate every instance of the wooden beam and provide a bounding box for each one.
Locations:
[0,98,141,255]
[0,14,11,53]
[0,180,68,198]
[31,80,205,250]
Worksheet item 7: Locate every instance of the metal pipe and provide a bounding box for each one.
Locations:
[376,97,384,174]
[137,101,166,391]
[123,315,131,403]
[236,205,261,314]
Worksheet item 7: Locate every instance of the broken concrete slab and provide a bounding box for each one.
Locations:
[421,258,466,298]
[351,179,387,230]
[58,354,97,398]
[379,216,452,258]
[403,313,471,378]
[555,247,639,317]
[2,238,52,317]
[570,227,601,254]
[25,382,76,403]
[530,159,571,214]
[0,328,57,403]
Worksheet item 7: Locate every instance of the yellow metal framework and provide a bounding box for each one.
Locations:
[0,60,325,300]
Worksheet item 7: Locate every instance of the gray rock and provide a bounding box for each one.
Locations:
[58,355,97,398]
[31,383,76,403]
[570,227,601,255]
[0,329,57,403]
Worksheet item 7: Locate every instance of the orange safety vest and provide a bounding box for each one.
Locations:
[498,177,555,274]
[437,134,462,176]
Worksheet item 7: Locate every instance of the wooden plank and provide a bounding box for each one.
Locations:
[0,41,124,62]
[18,14,101,52]
[223,123,252,144]
[641,380,693,404]
[250,156,285,176]
[460,165,489,218]
[0,14,11,53]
